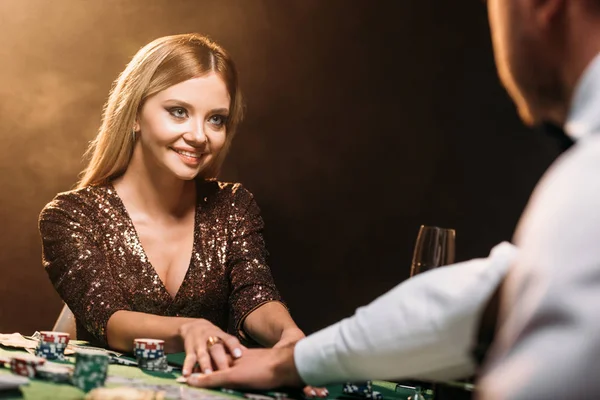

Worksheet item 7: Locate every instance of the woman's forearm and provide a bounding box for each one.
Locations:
[107,310,197,353]
[243,301,304,347]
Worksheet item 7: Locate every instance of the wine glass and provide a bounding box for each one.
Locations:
[410,225,456,277]
[408,225,458,399]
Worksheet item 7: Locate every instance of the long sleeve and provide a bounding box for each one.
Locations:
[478,136,600,399]
[39,193,132,345]
[226,185,283,337]
[294,242,518,386]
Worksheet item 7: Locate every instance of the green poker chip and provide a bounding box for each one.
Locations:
[72,349,109,392]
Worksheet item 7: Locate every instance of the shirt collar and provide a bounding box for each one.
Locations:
[565,52,600,140]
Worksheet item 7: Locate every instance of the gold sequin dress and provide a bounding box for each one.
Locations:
[39,180,283,347]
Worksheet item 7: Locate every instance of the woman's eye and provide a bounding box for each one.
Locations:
[209,115,227,127]
[168,107,188,119]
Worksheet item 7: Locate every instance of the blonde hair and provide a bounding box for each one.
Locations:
[77,33,243,188]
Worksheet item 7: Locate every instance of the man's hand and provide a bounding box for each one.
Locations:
[187,345,303,390]
[271,330,327,397]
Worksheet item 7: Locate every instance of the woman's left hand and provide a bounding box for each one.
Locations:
[179,318,244,376]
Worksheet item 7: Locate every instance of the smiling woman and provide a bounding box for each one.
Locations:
[37,33,316,387]
[131,74,230,183]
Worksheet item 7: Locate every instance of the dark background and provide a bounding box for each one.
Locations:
[0,1,559,336]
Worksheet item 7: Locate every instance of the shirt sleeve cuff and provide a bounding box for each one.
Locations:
[294,322,347,386]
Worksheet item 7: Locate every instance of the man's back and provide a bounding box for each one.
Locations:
[479,54,600,399]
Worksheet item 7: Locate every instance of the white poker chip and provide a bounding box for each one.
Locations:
[244,393,275,400]
[36,363,72,382]
[84,386,165,400]
[0,374,29,390]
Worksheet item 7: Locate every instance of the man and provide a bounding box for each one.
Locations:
[187,0,600,397]
[478,0,600,398]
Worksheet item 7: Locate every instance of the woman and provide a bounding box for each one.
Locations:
[39,34,319,392]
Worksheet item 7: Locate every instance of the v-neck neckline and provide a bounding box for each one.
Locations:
[106,183,199,303]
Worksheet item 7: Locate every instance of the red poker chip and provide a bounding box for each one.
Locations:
[133,338,165,351]
[39,331,70,344]
[10,355,45,378]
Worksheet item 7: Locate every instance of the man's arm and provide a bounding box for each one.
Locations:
[294,242,517,386]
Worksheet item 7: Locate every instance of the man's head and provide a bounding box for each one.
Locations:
[487,0,600,126]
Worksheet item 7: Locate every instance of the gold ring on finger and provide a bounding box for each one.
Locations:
[206,336,224,348]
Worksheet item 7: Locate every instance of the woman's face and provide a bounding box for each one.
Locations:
[135,72,230,181]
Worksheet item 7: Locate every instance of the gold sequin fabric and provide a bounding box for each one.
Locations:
[39,180,283,347]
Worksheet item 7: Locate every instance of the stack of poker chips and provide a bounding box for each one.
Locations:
[72,349,109,392]
[36,363,73,383]
[10,354,46,378]
[133,338,169,372]
[35,331,70,360]
[343,381,383,400]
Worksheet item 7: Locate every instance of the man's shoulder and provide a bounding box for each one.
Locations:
[516,135,600,244]
[538,135,600,194]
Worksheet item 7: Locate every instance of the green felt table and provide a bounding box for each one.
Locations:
[0,346,433,400]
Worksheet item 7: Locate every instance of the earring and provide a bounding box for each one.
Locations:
[131,129,137,142]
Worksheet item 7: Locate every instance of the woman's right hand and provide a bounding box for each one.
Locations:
[179,319,244,376]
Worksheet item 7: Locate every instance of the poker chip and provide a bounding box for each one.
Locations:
[72,349,109,392]
[343,381,381,399]
[244,393,275,400]
[343,383,360,394]
[35,331,70,360]
[36,342,69,360]
[39,331,70,344]
[10,354,46,378]
[0,374,29,391]
[367,391,383,400]
[133,338,171,372]
[84,386,165,400]
[36,363,73,383]
[133,338,165,360]
[109,356,138,367]
[136,354,170,372]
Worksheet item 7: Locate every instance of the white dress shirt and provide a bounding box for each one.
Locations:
[477,53,600,399]
[294,241,517,385]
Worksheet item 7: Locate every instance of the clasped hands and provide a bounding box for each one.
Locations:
[178,319,327,398]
